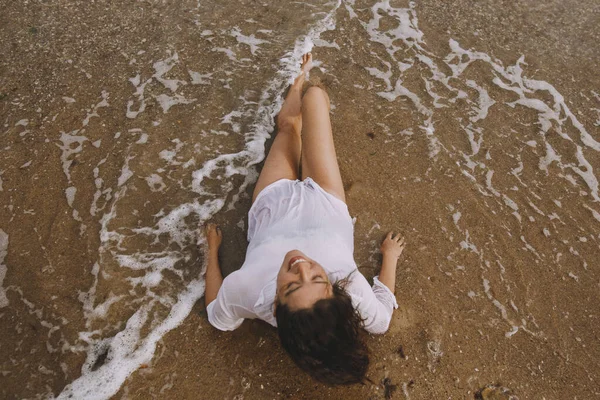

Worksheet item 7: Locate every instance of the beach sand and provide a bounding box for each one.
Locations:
[0,0,599,398]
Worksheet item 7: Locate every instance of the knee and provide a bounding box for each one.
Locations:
[304,85,327,97]
[303,86,330,108]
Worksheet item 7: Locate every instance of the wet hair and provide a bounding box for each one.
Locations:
[275,273,369,385]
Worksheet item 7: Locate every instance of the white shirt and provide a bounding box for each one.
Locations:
[207,178,398,334]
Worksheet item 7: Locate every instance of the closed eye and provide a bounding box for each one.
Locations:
[284,276,328,297]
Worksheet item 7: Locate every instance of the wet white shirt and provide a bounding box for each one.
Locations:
[207,178,398,334]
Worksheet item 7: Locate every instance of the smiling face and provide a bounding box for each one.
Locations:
[276,250,332,310]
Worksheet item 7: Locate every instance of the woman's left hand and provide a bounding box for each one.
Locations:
[205,223,222,251]
[380,231,405,260]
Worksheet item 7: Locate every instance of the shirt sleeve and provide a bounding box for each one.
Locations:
[206,274,246,331]
[347,273,398,335]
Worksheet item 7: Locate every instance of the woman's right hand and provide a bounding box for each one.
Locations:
[205,223,222,252]
[380,231,405,260]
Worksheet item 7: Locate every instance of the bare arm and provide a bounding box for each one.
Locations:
[204,223,223,307]
[378,232,405,293]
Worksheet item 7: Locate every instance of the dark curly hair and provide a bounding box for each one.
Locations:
[275,274,369,385]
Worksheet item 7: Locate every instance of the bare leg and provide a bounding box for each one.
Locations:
[301,84,346,203]
[252,53,313,203]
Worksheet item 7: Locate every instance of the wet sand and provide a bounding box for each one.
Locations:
[1,0,599,399]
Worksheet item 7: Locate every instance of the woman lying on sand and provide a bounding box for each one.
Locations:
[204,53,405,385]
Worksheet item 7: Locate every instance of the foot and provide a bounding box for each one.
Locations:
[277,54,313,135]
[301,52,313,77]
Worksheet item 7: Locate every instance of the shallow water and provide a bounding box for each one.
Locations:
[1,0,599,398]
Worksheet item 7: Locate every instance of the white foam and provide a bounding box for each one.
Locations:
[314,38,340,49]
[0,229,8,308]
[145,174,166,192]
[117,156,134,187]
[221,110,243,133]
[543,228,551,237]
[452,211,461,225]
[57,279,204,400]
[526,140,537,147]
[538,142,561,173]
[126,75,151,119]
[78,263,124,325]
[152,52,186,92]
[65,186,77,208]
[583,204,600,222]
[570,145,599,201]
[462,123,483,155]
[56,131,88,182]
[568,272,579,282]
[155,93,196,113]
[230,27,269,55]
[466,80,496,122]
[378,80,430,115]
[482,278,521,338]
[136,133,148,144]
[459,231,479,254]
[365,63,392,91]
[188,71,212,85]
[524,79,600,152]
[212,47,239,62]
[159,139,184,166]
[90,157,111,217]
[520,236,541,259]
[82,91,109,127]
[127,52,197,118]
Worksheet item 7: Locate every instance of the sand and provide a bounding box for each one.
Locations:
[0,0,599,398]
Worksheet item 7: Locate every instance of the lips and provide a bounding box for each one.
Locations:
[288,256,307,270]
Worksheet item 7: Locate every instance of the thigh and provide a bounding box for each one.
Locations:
[301,86,346,202]
[252,130,301,202]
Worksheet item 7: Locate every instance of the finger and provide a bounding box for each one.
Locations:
[206,223,217,233]
[386,232,393,240]
[393,232,402,241]
[396,236,404,243]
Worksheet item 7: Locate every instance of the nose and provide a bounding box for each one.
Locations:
[296,262,311,280]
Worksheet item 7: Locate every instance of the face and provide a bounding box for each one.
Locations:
[276,250,332,311]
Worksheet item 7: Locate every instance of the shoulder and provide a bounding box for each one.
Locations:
[343,271,372,297]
